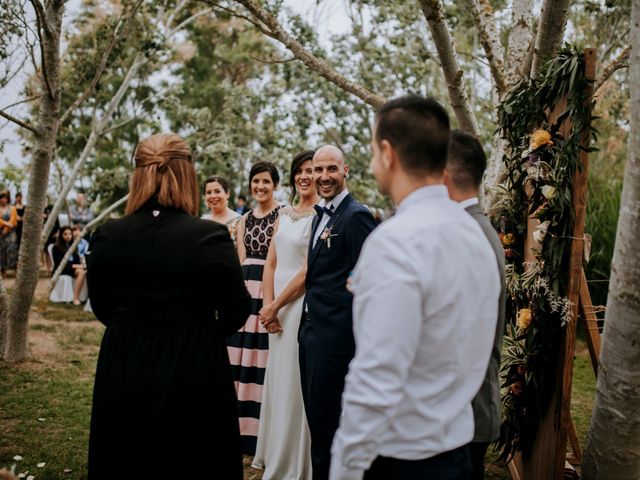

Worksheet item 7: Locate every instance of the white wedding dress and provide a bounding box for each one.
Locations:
[252,207,313,480]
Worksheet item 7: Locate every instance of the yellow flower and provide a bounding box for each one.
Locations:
[530,129,554,150]
[541,185,556,200]
[517,308,532,330]
[499,232,515,246]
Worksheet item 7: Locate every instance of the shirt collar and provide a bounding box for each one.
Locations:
[319,188,349,211]
[397,184,449,213]
[458,197,479,209]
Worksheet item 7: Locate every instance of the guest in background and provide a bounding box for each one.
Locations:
[69,192,94,229]
[228,161,282,455]
[201,175,241,244]
[252,150,318,480]
[51,226,86,305]
[0,191,18,277]
[235,194,250,215]
[14,192,25,248]
[86,132,251,479]
[445,129,506,480]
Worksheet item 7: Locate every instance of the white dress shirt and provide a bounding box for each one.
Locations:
[312,188,350,247]
[459,196,479,209]
[329,185,500,480]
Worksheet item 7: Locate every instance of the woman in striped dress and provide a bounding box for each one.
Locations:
[228,161,281,454]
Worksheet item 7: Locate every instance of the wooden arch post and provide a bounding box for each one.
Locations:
[509,48,598,480]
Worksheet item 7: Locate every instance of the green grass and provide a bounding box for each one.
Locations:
[0,300,597,479]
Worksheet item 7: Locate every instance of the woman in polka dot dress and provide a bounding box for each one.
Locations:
[227,161,282,455]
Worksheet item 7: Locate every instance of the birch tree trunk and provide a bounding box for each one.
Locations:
[417,0,479,135]
[582,2,640,476]
[530,0,571,77]
[3,0,64,362]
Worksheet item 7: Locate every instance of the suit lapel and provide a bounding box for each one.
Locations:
[308,214,322,259]
[308,193,353,269]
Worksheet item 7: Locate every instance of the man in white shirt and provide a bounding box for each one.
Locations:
[329,96,500,480]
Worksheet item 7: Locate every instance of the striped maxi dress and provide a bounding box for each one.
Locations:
[227,206,281,455]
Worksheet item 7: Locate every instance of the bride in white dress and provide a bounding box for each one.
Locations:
[252,151,318,480]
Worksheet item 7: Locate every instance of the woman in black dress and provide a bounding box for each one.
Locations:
[51,226,86,304]
[86,132,251,479]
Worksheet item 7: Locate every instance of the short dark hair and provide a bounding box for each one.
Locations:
[203,175,230,194]
[448,129,487,192]
[249,161,280,188]
[375,95,450,175]
[288,150,315,204]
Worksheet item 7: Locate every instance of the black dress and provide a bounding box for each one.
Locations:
[86,199,252,479]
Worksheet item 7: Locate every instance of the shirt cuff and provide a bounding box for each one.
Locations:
[329,461,365,480]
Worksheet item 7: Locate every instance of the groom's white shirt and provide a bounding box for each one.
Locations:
[312,188,349,247]
[329,185,500,480]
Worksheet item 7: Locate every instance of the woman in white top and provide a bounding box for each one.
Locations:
[252,150,318,480]
[201,176,241,243]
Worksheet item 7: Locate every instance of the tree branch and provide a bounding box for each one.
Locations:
[50,194,129,288]
[167,7,213,37]
[1,94,44,111]
[0,109,39,135]
[248,53,296,64]
[226,0,386,108]
[59,0,144,124]
[466,0,506,97]
[29,0,54,100]
[417,0,479,134]
[530,0,571,77]
[205,2,277,39]
[505,0,533,86]
[594,45,631,94]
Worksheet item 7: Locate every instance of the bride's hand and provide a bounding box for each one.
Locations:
[259,302,278,326]
[264,318,282,334]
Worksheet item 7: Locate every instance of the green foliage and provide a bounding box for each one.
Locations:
[0,161,27,194]
[493,46,595,460]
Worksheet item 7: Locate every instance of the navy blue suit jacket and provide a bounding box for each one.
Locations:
[302,193,377,357]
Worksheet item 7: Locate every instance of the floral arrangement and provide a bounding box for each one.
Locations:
[492,47,596,460]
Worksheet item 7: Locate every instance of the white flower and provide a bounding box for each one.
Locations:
[541,185,556,200]
[13,455,23,461]
[533,220,551,243]
[37,463,46,468]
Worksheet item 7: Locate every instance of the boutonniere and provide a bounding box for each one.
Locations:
[319,225,338,249]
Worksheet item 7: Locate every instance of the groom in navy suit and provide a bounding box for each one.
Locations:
[299,145,377,480]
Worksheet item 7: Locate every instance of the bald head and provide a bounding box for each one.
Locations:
[313,145,348,201]
[314,145,345,166]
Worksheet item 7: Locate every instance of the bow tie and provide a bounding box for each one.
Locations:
[314,205,334,217]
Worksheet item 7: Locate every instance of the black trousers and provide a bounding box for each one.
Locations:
[468,442,489,480]
[364,445,472,480]
[299,320,350,480]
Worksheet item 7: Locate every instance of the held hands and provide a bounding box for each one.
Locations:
[259,302,282,334]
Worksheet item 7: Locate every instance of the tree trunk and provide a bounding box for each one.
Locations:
[505,0,533,87]
[3,0,63,362]
[417,0,479,135]
[0,275,9,350]
[467,0,506,98]
[582,1,640,476]
[530,0,571,77]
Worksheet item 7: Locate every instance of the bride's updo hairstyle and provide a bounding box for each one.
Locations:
[126,133,199,216]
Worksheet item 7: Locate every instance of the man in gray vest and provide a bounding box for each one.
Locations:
[444,129,506,479]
